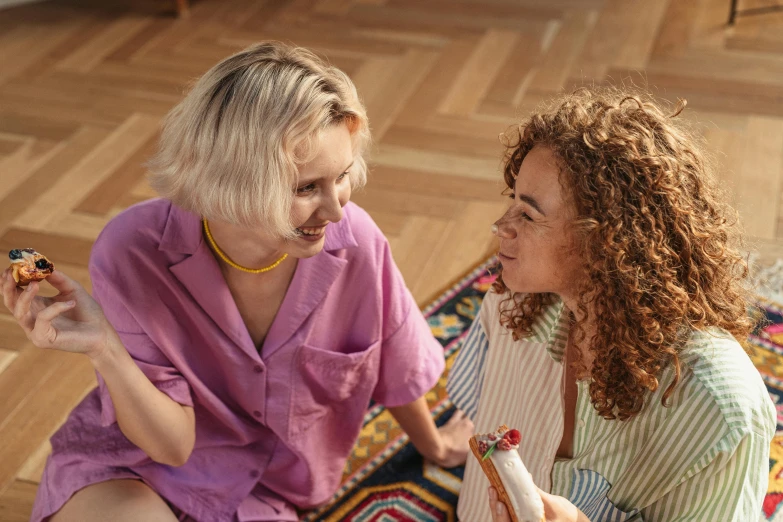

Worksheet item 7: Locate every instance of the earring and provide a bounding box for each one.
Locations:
[490,224,499,235]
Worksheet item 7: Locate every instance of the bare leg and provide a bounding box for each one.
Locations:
[49,479,180,522]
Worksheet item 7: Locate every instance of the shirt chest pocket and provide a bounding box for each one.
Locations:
[288,341,381,439]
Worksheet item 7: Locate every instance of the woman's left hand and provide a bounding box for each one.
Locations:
[488,487,512,522]
[488,485,591,522]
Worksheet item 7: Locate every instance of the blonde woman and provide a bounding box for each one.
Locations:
[1,42,473,522]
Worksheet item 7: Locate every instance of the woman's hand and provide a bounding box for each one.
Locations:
[488,487,512,522]
[2,267,198,465]
[388,401,474,469]
[488,485,591,522]
[432,409,474,468]
[1,268,114,360]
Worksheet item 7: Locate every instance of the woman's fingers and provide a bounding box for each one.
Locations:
[44,270,80,297]
[12,281,39,331]
[29,300,76,348]
[0,267,95,353]
[1,269,20,311]
[36,299,76,323]
[488,487,512,522]
[448,408,474,430]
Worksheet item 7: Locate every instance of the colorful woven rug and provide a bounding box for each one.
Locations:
[300,258,783,522]
[752,299,783,521]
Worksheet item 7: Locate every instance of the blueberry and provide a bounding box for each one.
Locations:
[35,259,50,270]
[9,249,22,260]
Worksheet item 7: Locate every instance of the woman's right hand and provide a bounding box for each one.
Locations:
[3,268,197,466]
[1,268,115,360]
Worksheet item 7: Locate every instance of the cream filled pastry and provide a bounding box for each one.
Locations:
[469,425,545,522]
[8,249,55,286]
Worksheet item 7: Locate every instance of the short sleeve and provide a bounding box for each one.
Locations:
[446,307,490,422]
[370,243,445,407]
[641,429,770,521]
[90,266,193,427]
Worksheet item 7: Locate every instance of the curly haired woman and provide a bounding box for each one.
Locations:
[447,87,775,522]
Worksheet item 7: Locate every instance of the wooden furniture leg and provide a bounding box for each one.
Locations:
[175,0,190,18]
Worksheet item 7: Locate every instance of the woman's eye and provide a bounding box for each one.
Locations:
[296,184,316,194]
[337,172,349,182]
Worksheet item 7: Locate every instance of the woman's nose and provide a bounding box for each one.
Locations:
[492,217,516,239]
[320,187,345,223]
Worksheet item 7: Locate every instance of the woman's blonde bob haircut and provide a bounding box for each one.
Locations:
[147,41,370,238]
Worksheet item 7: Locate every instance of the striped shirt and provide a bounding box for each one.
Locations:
[448,290,776,522]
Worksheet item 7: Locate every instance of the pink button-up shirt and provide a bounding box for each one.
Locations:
[31,199,444,522]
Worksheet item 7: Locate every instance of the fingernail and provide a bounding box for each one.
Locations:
[496,503,503,515]
[66,300,76,306]
[489,487,496,500]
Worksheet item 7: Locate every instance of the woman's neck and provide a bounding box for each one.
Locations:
[205,219,288,270]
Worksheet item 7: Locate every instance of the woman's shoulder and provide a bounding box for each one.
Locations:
[90,198,175,276]
[97,198,172,245]
[677,328,775,436]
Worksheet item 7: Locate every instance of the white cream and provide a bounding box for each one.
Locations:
[491,448,544,522]
[11,251,35,265]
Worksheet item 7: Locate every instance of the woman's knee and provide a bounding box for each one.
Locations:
[49,479,179,522]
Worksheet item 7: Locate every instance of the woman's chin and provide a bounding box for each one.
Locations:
[502,277,539,295]
[288,235,326,258]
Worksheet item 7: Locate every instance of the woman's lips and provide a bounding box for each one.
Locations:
[298,232,323,242]
[295,226,326,242]
[498,252,516,261]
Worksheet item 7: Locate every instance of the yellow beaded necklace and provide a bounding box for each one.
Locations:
[202,218,288,274]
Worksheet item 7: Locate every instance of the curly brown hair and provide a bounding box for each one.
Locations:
[493,87,754,421]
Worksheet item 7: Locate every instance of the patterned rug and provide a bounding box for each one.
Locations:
[752,299,783,521]
[299,257,783,522]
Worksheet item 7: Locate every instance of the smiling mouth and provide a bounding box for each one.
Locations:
[295,225,326,237]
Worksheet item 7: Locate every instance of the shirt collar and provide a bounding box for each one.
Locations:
[323,202,358,251]
[523,295,570,363]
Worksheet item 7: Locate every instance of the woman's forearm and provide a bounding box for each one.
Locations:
[91,333,195,466]
[388,396,444,461]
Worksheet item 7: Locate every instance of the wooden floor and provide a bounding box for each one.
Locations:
[1,0,783,519]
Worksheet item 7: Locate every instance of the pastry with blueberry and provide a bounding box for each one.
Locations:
[8,249,55,286]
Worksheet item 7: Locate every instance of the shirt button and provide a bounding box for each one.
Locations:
[578,419,586,428]
[249,470,259,479]
[253,365,264,373]
[253,410,262,418]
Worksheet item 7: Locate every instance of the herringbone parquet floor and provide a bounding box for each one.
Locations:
[1,0,782,519]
